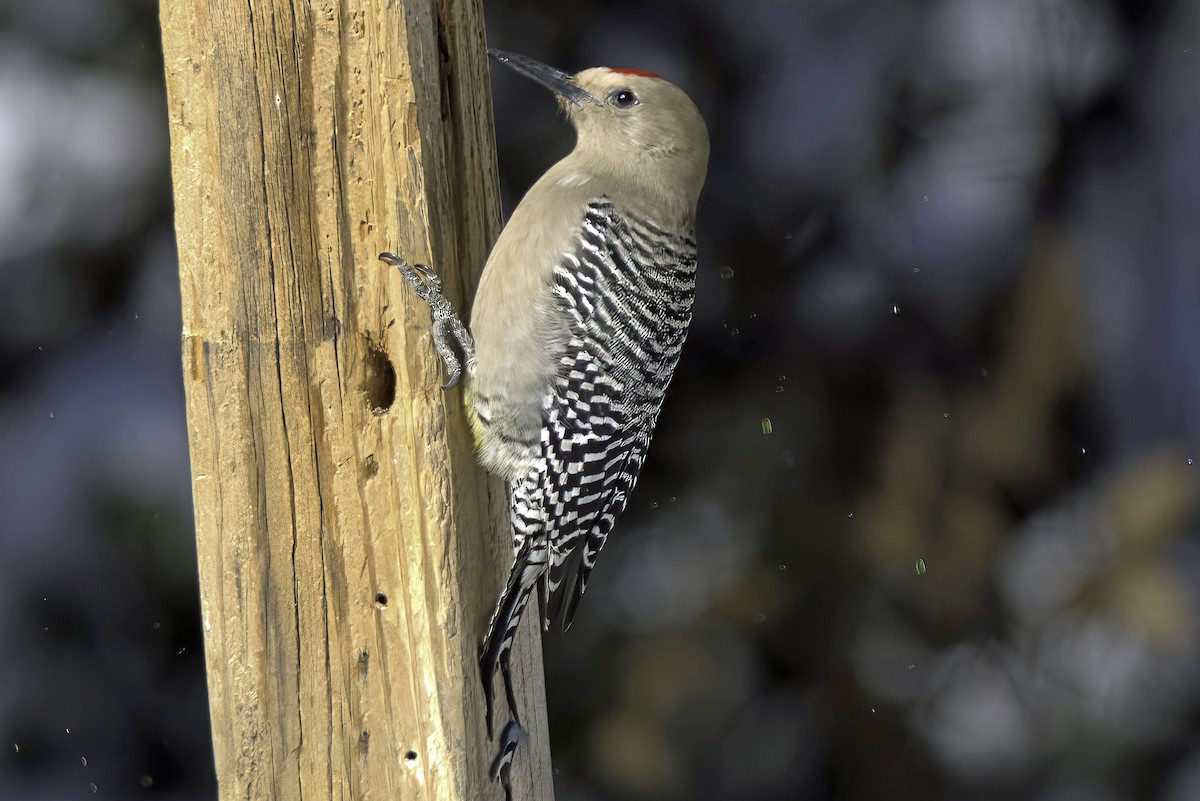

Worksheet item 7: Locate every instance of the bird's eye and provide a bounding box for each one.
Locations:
[610,89,639,109]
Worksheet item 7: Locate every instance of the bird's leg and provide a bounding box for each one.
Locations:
[379,252,475,389]
[489,721,524,801]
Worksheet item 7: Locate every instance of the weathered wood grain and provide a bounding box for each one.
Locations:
[160,1,553,798]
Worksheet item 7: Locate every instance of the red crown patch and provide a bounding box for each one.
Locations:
[611,67,661,78]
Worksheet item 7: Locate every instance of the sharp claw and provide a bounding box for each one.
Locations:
[412,262,443,292]
[379,253,441,293]
[431,318,463,389]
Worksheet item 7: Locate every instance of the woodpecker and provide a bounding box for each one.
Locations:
[381,48,708,794]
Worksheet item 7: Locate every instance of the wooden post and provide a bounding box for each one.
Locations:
[160,2,553,799]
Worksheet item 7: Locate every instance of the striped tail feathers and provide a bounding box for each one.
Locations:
[540,413,631,632]
[479,540,545,738]
[489,721,524,801]
[536,570,550,633]
[557,509,608,632]
[555,448,640,632]
[562,559,593,632]
[546,544,584,631]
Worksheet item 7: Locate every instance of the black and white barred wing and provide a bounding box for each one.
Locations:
[513,199,697,630]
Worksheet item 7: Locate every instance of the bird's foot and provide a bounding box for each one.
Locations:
[379,252,475,389]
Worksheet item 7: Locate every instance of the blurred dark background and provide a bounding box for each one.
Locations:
[3,0,1199,798]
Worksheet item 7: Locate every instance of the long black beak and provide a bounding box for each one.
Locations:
[487,48,598,107]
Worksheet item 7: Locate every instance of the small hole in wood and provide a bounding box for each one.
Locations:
[362,342,396,413]
[404,750,418,763]
[375,592,388,608]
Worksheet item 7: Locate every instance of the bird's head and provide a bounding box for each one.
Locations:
[489,49,709,221]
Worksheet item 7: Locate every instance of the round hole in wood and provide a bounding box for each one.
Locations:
[363,342,396,413]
